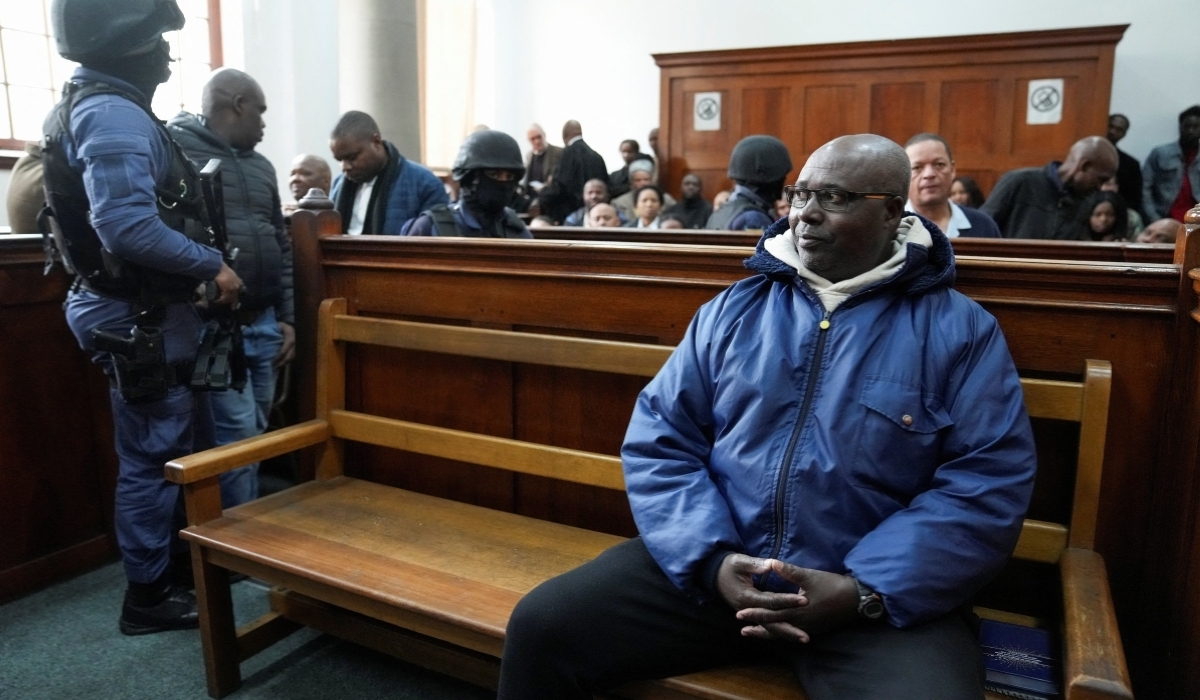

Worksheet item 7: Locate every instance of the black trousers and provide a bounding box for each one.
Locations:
[498,538,983,700]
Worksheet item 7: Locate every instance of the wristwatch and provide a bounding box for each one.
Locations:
[855,579,885,620]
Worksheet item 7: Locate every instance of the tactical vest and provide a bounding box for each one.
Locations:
[427,204,528,238]
[705,193,769,231]
[41,79,214,305]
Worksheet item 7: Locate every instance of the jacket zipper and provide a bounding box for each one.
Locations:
[769,309,832,561]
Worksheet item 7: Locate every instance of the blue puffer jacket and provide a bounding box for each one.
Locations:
[622,216,1036,628]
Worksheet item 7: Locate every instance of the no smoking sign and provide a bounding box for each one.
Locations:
[1026,79,1064,125]
[694,92,721,131]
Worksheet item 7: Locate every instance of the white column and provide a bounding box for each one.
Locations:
[338,0,422,161]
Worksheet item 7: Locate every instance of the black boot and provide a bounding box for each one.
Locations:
[119,576,199,636]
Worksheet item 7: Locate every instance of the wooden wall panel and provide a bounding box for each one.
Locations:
[0,236,118,602]
[802,84,859,154]
[656,26,1126,202]
[939,79,1000,156]
[870,82,925,146]
[681,88,734,171]
[1010,74,1080,157]
[346,345,516,512]
[741,87,788,140]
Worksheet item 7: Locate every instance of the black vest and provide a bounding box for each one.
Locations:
[705,194,769,230]
[427,204,528,238]
[41,79,214,304]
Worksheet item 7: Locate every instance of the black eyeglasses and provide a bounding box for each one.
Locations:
[784,186,902,212]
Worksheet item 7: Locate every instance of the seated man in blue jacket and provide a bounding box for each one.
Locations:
[328,110,447,235]
[499,134,1037,700]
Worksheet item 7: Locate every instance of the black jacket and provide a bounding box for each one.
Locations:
[540,138,609,223]
[980,162,1086,240]
[167,112,294,323]
[1115,148,1144,219]
[663,197,712,229]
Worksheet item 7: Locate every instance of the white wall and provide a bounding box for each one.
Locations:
[231,0,341,198]
[479,0,1200,173]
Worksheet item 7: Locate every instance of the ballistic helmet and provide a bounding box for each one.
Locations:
[727,135,793,183]
[51,0,185,63]
[451,130,525,182]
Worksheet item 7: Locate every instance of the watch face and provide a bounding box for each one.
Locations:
[860,597,884,619]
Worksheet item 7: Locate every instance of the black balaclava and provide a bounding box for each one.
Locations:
[83,38,172,103]
[464,173,518,218]
[747,178,786,206]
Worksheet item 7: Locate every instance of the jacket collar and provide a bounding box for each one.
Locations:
[71,66,147,104]
[167,111,246,155]
[744,212,956,301]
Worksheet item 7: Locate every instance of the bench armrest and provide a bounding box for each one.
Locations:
[1060,547,1133,700]
[165,419,330,485]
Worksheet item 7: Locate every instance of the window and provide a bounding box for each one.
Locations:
[421,0,480,170]
[0,2,74,149]
[0,0,223,151]
[151,0,224,121]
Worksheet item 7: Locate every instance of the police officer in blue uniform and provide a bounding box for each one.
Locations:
[42,0,242,635]
[402,130,532,238]
[705,135,793,231]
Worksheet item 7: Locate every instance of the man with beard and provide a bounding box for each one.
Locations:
[402,130,531,239]
[663,173,713,229]
[42,0,242,634]
[329,110,447,235]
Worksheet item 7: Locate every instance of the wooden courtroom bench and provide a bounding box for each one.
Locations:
[168,298,1132,700]
[528,224,1173,263]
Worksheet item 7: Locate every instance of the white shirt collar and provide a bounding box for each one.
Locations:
[903,199,971,238]
[567,135,583,146]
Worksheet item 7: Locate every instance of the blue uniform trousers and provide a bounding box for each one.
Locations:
[65,290,214,585]
[209,307,283,507]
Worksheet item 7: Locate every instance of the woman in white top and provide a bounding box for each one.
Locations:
[624,185,663,229]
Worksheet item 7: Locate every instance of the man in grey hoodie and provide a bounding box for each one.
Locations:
[167,68,295,507]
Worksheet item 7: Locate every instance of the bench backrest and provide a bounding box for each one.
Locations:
[316,297,1112,563]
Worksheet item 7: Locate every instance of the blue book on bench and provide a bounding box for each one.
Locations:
[978,619,1061,699]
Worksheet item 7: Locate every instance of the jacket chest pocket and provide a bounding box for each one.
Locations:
[852,377,954,498]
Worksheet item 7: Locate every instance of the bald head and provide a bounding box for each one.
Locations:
[1060,136,1119,196]
[587,203,621,228]
[1137,218,1182,244]
[812,134,911,196]
[289,154,332,201]
[201,68,266,150]
[562,120,582,142]
[789,134,910,283]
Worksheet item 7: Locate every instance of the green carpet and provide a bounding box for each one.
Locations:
[0,562,493,699]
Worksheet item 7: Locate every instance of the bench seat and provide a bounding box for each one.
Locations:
[172,301,1128,699]
[184,474,1013,700]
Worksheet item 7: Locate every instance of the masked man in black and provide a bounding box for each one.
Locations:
[401,130,532,238]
